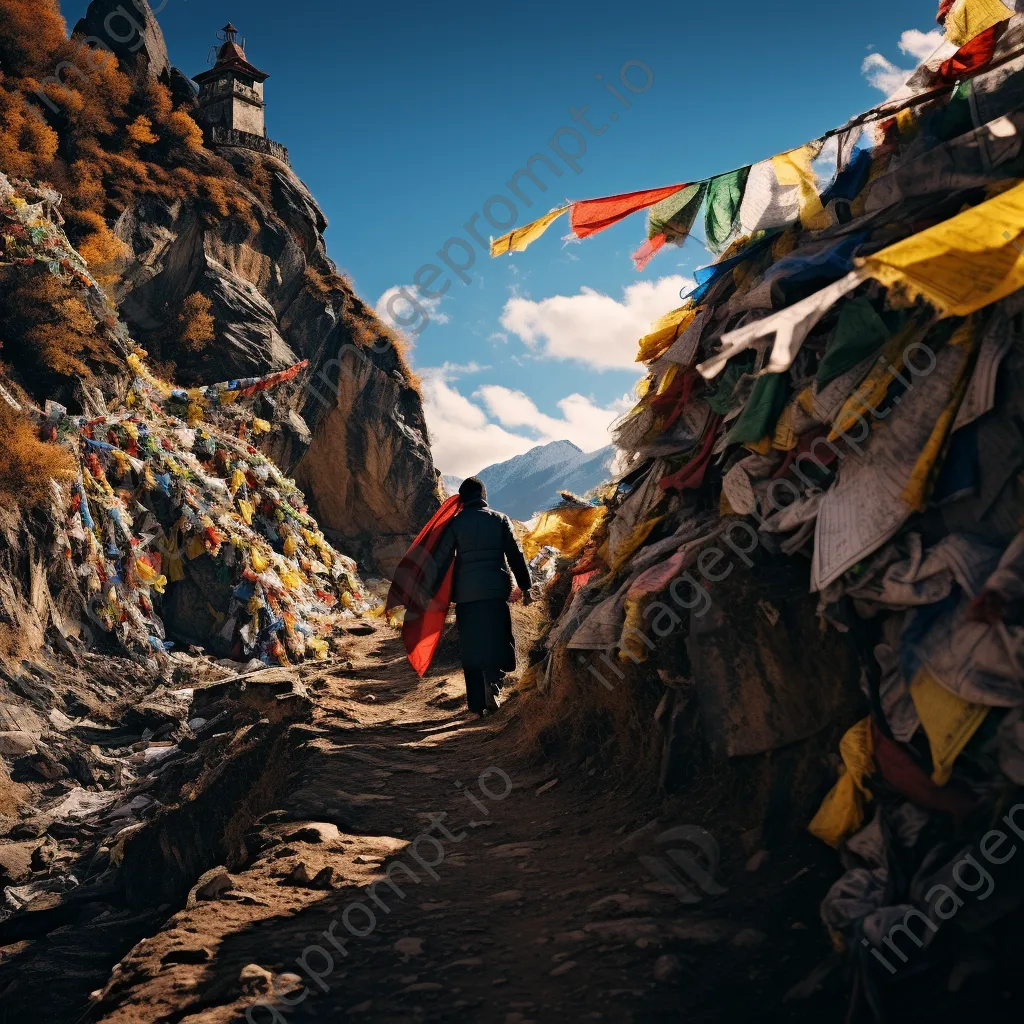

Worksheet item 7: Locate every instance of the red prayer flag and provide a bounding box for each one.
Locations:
[631,233,667,271]
[658,415,722,492]
[570,184,688,239]
[938,25,998,82]
[386,494,462,677]
[870,722,977,821]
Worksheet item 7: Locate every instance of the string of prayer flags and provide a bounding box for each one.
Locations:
[486,5,1017,271]
[570,182,688,239]
[490,206,569,257]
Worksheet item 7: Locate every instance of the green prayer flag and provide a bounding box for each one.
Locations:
[704,167,751,254]
[728,372,788,445]
[815,296,890,387]
[648,182,707,244]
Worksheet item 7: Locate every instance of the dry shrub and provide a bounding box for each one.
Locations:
[512,643,661,778]
[0,400,77,511]
[0,81,59,177]
[165,109,205,151]
[303,265,336,299]
[73,208,130,283]
[0,0,67,79]
[231,153,275,207]
[0,618,29,663]
[125,114,158,146]
[176,292,215,351]
[0,270,119,389]
[336,294,422,394]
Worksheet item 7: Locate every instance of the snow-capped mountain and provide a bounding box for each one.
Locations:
[444,441,614,520]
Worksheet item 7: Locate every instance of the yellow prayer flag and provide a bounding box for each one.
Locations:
[910,669,989,785]
[490,206,569,257]
[636,304,697,362]
[522,503,606,561]
[861,179,1024,317]
[185,535,206,560]
[944,0,1013,48]
[771,398,800,451]
[772,146,830,231]
[900,318,976,511]
[808,717,874,848]
[829,320,926,442]
[655,363,678,395]
[609,515,665,574]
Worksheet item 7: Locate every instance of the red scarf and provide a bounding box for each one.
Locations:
[386,495,462,676]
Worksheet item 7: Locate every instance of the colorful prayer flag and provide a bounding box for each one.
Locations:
[704,168,750,254]
[860,179,1024,317]
[943,0,1012,47]
[570,183,688,239]
[490,206,569,257]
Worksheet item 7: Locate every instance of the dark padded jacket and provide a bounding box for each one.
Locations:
[433,499,532,604]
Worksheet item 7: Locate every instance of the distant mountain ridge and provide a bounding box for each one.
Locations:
[446,441,614,520]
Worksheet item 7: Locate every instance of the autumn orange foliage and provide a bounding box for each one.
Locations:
[0,270,120,389]
[177,292,216,352]
[0,0,259,255]
[0,398,76,512]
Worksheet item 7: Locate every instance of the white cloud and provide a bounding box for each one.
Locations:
[375,285,450,336]
[478,385,632,448]
[419,368,631,478]
[862,52,913,96]
[862,27,944,96]
[500,275,692,371]
[438,360,489,375]
[899,28,944,62]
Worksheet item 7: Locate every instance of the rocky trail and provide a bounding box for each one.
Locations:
[0,623,860,1024]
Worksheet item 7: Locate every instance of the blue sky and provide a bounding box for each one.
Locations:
[65,0,943,476]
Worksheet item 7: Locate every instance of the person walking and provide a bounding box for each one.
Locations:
[429,477,532,716]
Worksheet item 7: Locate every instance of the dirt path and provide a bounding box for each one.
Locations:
[82,631,838,1024]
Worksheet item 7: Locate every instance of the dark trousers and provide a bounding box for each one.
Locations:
[464,667,502,713]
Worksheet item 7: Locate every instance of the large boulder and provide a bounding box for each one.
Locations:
[72,0,171,83]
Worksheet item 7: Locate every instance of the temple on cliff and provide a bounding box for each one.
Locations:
[193,23,290,165]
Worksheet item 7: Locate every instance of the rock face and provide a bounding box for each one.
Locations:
[72,0,172,83]
[292,345,442,574]
[112,147,439,572]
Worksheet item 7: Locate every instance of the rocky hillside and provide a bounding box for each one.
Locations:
[0,0,439,573]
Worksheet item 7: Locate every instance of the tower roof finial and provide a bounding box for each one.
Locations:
[195,21,269,85]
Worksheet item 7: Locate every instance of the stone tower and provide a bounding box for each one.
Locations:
[193,24,289,163]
